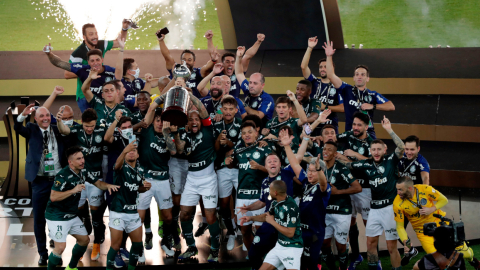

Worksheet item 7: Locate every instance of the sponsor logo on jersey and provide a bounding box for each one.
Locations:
[189,160,206,168]
[238,189,258,195]
[147,170,167,176]
[239,162,251,170]
[369,177,387,187]
[124,182,139,191]
[326,205,340,211]
[123,204,137,210]
[150,142,167,153]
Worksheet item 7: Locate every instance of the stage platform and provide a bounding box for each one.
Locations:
[0,194,478,268]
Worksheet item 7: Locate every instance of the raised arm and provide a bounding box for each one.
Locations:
[300,37,318,78]
[55,107,71,135]
[188,92,209,119]
[234,46,247,84]
[155,32,175,70]
[242,33,265,72]
[322,41,342,89]
[43,86,64,111]
[197,63,224,97]
[104,111,122,143]
[279,129,303,178]
[287,90,307,126]
[173,131,186,155]
[162,121,177,155]
[43,43,71,71]
[381,116,405,158]
[81,68,98,103]
[115,34,125,80]
[112,20,130,48]
[315,154,328,192]
[200,34,219,78]
[115,140,136,171]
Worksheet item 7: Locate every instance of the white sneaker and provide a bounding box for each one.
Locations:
[138,250,146,265]
[227,234,236,251]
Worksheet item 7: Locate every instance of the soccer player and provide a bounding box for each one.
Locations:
[240,180,303,270]
[398,135,430,185]
[106,140,151,270]
[56,108,107,260]
[65,21,129,112]
[295,80,322,125]
[394,177,479,269]
[81,68,132,127]
[237,129,307,269]
[218,33,265,98]
[213,96,243,250]
[320,141,362,270]
[153,91,222,262]
[156,30,216,98]
[235,46,275,124]
[341,116,403,270]
[136,106,177,257]
[225,121,272,252]
[44,34,125,101]
[45,146,118,270]
[263,92,308,165]
[323,41,395,138]
[301,37,344,133]
[131,91,151,129]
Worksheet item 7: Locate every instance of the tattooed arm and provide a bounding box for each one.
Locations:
[162,121,177,155]
[336,158,353,170]
[173,131,186,155]
[188,93,209,119]
[381,116,405,158]
[43,45,71,71]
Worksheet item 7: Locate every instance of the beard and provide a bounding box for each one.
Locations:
[211,88,223,99]
[85,38,97,48]
[353,130,365,138]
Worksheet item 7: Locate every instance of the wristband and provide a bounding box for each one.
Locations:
[122,28,128,31]
[201,117,212,126]
[212,59,217,63]
[303,137,310,141]
[316,167,322,171]
[154,97,162,105]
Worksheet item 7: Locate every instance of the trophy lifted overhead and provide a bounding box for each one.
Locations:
[162,61,192,127]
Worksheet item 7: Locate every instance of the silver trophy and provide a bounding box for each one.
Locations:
[123,19,140,30]
[172,60,191,79]
[162,86,191,127]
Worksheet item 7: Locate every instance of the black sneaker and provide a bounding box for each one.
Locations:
[194,223,208,237]
[401,247,419,266]
[144,232,153,250]
[207,248,219,263]
[178,246,198,261]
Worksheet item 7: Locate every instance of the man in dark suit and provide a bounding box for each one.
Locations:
[14,104,65,266]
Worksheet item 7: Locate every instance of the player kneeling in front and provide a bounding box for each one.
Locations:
[46,146,119,270]
[240,180,303,270]
[394,177,480,269]
[106,141,152,270]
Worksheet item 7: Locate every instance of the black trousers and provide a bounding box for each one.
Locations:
[31,176,54,257]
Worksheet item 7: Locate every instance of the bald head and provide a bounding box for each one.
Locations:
[35,106,51,129]
[270,180,287,195]
[61,105,74,121]
[221,75,231,93]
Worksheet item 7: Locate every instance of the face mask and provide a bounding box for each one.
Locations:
[130,68,140,79]
[62,119,74,127]
[121,128,133,140]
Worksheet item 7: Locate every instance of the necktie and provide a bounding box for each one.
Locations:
[43,130,48,148]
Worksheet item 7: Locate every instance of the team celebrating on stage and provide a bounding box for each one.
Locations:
[14,20,479,270]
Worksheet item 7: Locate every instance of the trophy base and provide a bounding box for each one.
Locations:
[162,107,188,127]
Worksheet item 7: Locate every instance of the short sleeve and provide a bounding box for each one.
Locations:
[195,68,203,80]
[393,199,405,223]
[105,40,114,53]
[85,171,98,184]
[52,176,66,192]
[311,100,321,115]
[336,82,351,96]
[259,181,268,203]
[342,167,355,184]
[374,92,389,104]
[70,63,87,75]
[89,96,103,109]
[122,108,133,118]
[419,156,430,173]
[240,79,250,95]
[258,95,274,116]
[237,99,247,115]
[285,206,299,227]
[306,73,317,82]
[352,160,367,169]
[337,93,344,104]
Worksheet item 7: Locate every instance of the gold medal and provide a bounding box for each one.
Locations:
[100,124,105,127]
[268,195,272,200]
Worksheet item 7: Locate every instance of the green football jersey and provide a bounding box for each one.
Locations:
[301,98,321,118]
[45,166,96,221]
[266,117,302,139]
[111,162,145,214]
[89,96,132,128]
[352,153,400,209]
[270,196,303,248]
[68,125,105,180]
[131,110,145,125]
[234,144,271,199]
[337,131,373,188]
[183,123,216,171]
[325,161,356,215]
[213,118,242,170]
[138,125,171,180]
